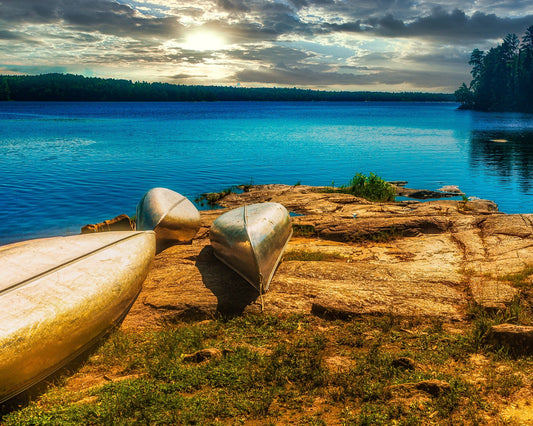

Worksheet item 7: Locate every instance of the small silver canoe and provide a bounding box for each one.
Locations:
[209,202,292,293]
[136,187,200,243]
[0,231,155,404]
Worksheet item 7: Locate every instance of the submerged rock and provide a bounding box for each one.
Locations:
[437,185,462,193]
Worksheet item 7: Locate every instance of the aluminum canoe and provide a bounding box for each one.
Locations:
[136,187,200,243]
[0,231,155,404]
[209,202,292,293]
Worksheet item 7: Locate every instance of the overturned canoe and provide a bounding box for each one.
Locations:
[0,231,155,404]
[210,202,292,293]
[136,187,200,243]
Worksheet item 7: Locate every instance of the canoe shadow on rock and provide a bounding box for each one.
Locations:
[195,246,260,316]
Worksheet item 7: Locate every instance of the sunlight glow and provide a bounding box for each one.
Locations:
[183,31,227,51]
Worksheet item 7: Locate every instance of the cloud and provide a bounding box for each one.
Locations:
[0,0,183,38]
[215,0,250,13]
[236,65,360,87]
[0,30,27,40]
[167,72,210,81]
[228,45,314,65]
[1,1,532,91]
[324,8,533,43]
[233,58,462,90]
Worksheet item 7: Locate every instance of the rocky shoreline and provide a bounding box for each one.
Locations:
[109,184,532,341]
[4,183,531,424]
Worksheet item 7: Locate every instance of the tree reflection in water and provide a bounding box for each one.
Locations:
[469,129,533,193]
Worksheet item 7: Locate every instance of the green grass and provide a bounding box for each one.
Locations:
[2,314,533,425]
[466,296,532,353]
[500,264,533,289]
[283,250,344,262]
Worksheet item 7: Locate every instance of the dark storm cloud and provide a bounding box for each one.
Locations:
[0,0,182,38]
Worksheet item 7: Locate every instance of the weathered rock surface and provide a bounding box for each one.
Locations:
[121,184,533,331]
[469,277,519,310]
[81,214,135,233]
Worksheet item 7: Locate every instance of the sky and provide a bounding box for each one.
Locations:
[1,1,532,93]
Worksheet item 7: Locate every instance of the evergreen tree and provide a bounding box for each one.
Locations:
[456,25,533,112]
[0,77,10,100]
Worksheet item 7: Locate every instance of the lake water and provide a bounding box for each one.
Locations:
[1,101,532,245]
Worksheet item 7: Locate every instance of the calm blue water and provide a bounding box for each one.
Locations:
[1,101,532,245]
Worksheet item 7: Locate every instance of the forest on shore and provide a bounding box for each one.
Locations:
[456,25,533,112]
[0,73,454,103]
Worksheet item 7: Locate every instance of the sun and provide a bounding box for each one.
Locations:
[183,31,227,51]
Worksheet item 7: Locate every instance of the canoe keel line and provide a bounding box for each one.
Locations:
[210,202,292,294]
[136,187,200,243]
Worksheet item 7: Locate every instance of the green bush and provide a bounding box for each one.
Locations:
[340,173,396,202]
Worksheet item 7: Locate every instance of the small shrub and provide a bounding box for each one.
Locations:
[195,186,235,206]
[339,173,396,202]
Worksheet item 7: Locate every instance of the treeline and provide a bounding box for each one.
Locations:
[456,25,533,112]
[0,73,454,102]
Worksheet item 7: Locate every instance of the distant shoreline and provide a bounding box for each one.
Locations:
[0,73,455,103]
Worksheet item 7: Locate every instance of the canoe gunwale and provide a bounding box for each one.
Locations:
[0,231,155,404]
[0,232,147,297]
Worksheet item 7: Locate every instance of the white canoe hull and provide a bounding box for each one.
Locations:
[0,231,155,403]
[209,202,292,293]
[136,187,200,243]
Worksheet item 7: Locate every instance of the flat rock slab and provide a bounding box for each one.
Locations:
[121,185,533,331]
[469,277,519,309]
[488,324,533,354]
